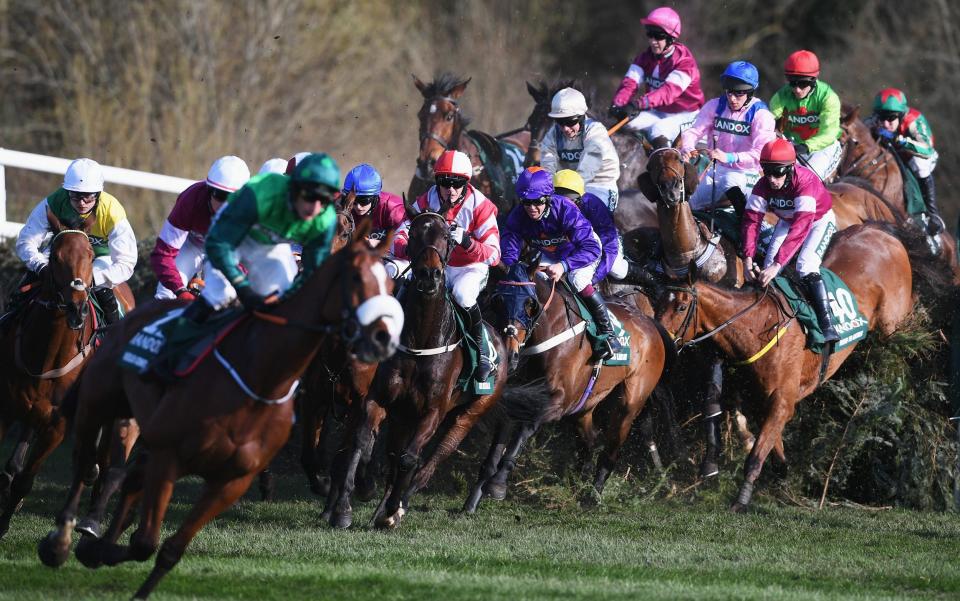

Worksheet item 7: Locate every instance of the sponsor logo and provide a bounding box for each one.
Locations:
[532,236,570,248]
[713,117,751,136]
[121,352,148,369]
[559,149,583,163]
[787,113,821,125]
[368,230,387,240]
[768,197,796,210]
[129,331,164,354]
[644,76,665,90]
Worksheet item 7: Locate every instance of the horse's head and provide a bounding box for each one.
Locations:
[838,105,879,176]
[331,191,357,253]
[413,73,471,180]
[407,211,452,296]
[491,262,541,373]
[522,80,574,168]
[637,136,697,208]
[330,219,403,363]
[44,209,94,330]
[653,263,700,346]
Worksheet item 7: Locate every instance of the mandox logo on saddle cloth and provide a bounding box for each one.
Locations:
[773,268,869,353]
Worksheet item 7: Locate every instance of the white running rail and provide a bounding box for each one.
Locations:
[0,148,194,239]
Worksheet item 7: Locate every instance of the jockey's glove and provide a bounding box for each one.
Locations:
[792,142,810,156]
[608,104,627,120]
[449,223,471,248]
[236,285,266,311]
[876,127,896,141]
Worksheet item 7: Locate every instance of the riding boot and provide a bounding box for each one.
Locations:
[917,175,943,235]
[466,304,494,381]
[180,297,214,325]
[92,286,121,325]
[802,273,840,343]
[724,187,747,218]
[581,290,622,363]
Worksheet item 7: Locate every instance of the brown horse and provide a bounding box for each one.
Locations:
[323,211,508,530]
[839,107,959,278]
[410,73,531,215]
[521,80,572,169]
[38,223,401,599]
[463,264,668,512]
[0,213,96,538]
[654,223,921,511]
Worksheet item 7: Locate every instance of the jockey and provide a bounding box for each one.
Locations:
[342,163,406,249]
[742,139,839,342]
[15,158,137,324]
[553,169,648,285]
[258,157,288,176]
[392,149,500,380]
[608,6,705,143]
[680,61,777,211]
[150,156,250,301]
[501,168,621,363]
[865,88,941,234]
[769,50,843,181]
[540,87,621,211]
[180,153,341,323]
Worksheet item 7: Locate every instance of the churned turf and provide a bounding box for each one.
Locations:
[0,451,958,601]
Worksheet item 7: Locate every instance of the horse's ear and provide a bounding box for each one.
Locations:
[526,81,539,100]
[403,192,418,220]
[641,137,654,155]
[378,229,396,258]
[849,105,861,123]
[46,207,65,234]
[340,189,356,214]
[672,133,683,149]
[412,74,428,96]
[448,77,471,99]
[775,113,787,133]
[636,172,659,203]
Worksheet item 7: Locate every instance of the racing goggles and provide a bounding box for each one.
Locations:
[354,194,378,206]
[876,111,903,123]
[787,78,816,90]
[521,195,550,207]
[645,28,671,41]
[553,116,582,127]
[761,163,793,177]
[208,186,231,202]
[436,175,468,189]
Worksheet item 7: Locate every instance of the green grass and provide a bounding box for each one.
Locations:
[1,442,959,601]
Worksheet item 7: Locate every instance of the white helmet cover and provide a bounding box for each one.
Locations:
[258,158,288,175]
[206,155,251,192]
[548,88,588,119]
[63,158,105,193]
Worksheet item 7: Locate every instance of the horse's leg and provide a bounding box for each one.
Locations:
[76,451,147,569]
[76,420,122,538]
[97,449,178,567]
[464,417,512,514]
[0,414,65,539]
[299,390,327,496]
[132,473,256,600]
[485,419,541,501]
[325,398,385,529]
[635,404,663,471]
[354,410,385,503]
[593,383,646,496]
[412,395,496,493]
[731,393,756,454]
[731,392,796,513]
[0,425,33,503]
[574,410,600,481]
[701,356,724,478]
[375,408,443,530]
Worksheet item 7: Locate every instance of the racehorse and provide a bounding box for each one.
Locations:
[323,210,508,530]
[654,223,928,511]
[0,211,136,538]
[38,222,402,600]
[463,264,668,513]
[410,73,531,215]
[521,80,572,169]
[838,107,959,279]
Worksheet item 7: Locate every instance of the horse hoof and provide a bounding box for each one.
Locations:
[700,462,720,479]
[375,507,405,530]
[730,502,749,514]
[37,531,70,568]
[484,481,507,501]
[329,511,353,530]
[75,535,104,569]
[76,517,102,539]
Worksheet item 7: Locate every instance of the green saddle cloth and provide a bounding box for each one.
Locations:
[564,283,631,366]
[772,268,869,354]
[119,306,245,379]
[890,151,926,216]
[451,302,499,395]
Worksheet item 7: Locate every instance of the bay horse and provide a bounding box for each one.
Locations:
[38,222,403,600]
[410,73,531,216]
[323,210,508,530]
[839,107,959,279]
[654,223,928,511]
[463,264,668,513]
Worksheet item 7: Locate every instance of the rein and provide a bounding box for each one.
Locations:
[13,299,97,379]
[665,283,772,348]
[842,140,892,181]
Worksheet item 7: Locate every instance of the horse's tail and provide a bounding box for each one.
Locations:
[498,378,552,425]
[870,221,955,323]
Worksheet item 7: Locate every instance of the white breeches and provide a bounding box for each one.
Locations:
[201,238,299,310]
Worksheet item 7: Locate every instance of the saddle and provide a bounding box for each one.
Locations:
[451,302,498,395]
[561,281,631,366]
[119,306,247,380]
[772,268,868,353]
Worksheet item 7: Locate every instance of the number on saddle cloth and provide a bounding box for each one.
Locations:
[771,268,868,353]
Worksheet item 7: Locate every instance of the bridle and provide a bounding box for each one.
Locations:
[648,146,687,207]
[495,275,557,354]
[840,127,893,181]
[416,95,464,181]
[662,283,773,349]
[408,211,454,293]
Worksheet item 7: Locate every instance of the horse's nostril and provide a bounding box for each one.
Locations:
[374,329,391,347]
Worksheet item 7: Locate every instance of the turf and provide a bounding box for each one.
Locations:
[1,453,959,601]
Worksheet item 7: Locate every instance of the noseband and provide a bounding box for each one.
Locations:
[416,96,463,180]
